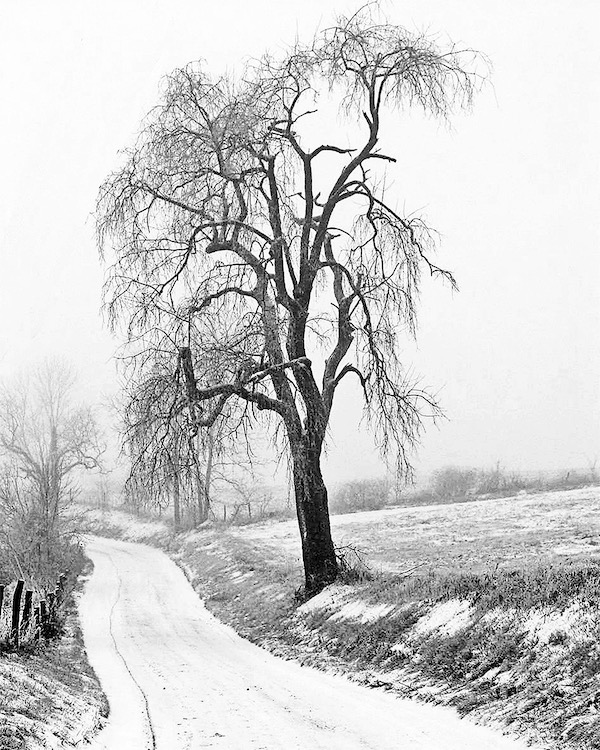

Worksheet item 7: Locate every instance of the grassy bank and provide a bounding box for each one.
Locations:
[82,485,600,750]
[0,575,107,749]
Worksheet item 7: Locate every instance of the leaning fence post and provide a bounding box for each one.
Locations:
[21,590,33,640]
[39,600,49,640]
[56,573,67,605]
[33,606,41,641]
[47,591,56,635]
[11,580,24,647]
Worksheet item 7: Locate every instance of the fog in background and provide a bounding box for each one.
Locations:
[0,0,598,485]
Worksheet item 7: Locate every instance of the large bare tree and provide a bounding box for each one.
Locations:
[98,9,484,592]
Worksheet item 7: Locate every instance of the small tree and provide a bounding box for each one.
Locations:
[0,362,103,584]
[98,8,485,592]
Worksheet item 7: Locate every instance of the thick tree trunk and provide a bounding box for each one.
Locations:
[292,435,337,594]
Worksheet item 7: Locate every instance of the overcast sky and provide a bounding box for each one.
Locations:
[0,0,598,483]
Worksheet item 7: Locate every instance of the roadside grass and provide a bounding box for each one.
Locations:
[0,572,107,749]
[81,486,600,750]
[371,562,600,611]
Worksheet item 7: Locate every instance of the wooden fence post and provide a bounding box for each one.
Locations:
[48,591,56,612]
[56,573,67,605]
[39,600,48,640]
[21,590,33,639]
[47,592,56,635]
[11,580,24,647]
[33,606,41,641]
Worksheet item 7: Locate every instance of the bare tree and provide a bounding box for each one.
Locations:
[121,357,239,526]
[0,362,104,583]
[97,8,485,592]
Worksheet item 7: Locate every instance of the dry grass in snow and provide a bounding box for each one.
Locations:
[0,590,107,749]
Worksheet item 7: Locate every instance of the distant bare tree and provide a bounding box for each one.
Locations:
[122,365,220,526]
[0,362,104,584]
[98,8,486,591]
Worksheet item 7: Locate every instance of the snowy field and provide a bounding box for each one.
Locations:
[229,486,600,574]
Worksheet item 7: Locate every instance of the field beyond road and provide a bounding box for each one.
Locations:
[234,485,600,575]
[84,485,600,750]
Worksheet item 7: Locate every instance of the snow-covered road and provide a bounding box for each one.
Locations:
[79,535,536,750]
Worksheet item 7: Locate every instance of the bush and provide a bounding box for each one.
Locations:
[430,464,537,501]
[335,545,375,583]
[329,478,391,515]
[0,503,85,589]
[475,464,530,495]
[430,466,477,500]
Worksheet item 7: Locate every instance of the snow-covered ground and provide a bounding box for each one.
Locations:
[229,485,600,574]
[79,535,542,750]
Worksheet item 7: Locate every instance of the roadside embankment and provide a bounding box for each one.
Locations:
[0,575,107,749]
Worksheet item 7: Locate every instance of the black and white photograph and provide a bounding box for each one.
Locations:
[0,1,598,748]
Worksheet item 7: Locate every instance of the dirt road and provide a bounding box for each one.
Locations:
[79,536,537,749]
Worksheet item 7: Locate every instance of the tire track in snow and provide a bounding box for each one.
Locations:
[105,553,157,750]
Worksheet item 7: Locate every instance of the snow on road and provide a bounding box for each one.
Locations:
[79,536,537,750]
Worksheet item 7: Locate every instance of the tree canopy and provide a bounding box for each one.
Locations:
[98,7,485,590]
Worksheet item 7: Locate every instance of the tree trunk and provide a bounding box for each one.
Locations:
[173,474,181,528]
[192,430,211,524]
[292,435,337,594]
[170,437,182,528]
[193,467,207,524]
[171,454,181,529]
[203,429,214,520]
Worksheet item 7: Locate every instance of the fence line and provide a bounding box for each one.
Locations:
[0,572,67,649]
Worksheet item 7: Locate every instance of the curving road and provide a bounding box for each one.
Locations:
[79,536,537,750]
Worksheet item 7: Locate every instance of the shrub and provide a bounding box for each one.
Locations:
[335,545,375,583]
[430,463,536,501]
[475,463,531,495]
[330,478,391,515]
[430,466,477,500]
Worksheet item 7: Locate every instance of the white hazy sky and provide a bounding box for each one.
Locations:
[0,0,598,482]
